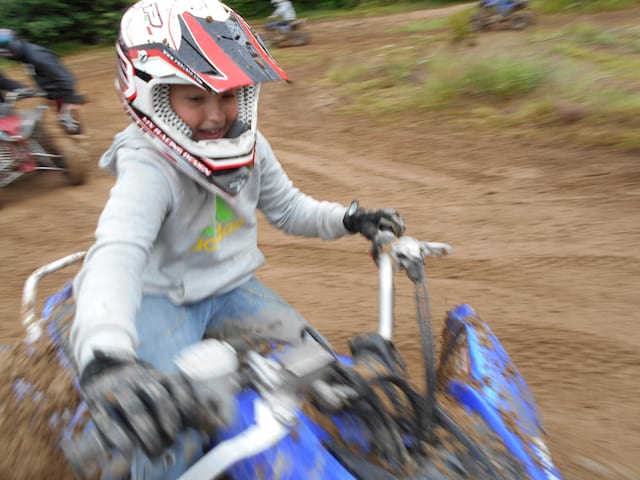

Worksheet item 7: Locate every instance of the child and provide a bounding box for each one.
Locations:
[70,0,404,478]
[268,0,298,27]
[0,28,84,133]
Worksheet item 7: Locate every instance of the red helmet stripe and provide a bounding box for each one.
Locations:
[181,12,253,91]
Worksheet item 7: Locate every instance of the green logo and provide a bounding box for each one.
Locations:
[191,198,245,253]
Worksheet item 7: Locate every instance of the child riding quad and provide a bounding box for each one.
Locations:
[470,0,536,32]
[263,0,310,48]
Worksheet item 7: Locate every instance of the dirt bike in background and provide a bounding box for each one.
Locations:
[261,19,310,48]
[470,0,536,32]
[0,88,87,204]
[17,220,563,479]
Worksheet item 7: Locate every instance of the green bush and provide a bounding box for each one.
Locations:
[0,0,132,47]
[0,0,470,49]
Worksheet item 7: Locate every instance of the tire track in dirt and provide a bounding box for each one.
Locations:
[502,323,640,480]
[504,324,639,396]
[276,146,453,201]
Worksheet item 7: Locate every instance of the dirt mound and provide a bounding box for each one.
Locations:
[0,339,80,479]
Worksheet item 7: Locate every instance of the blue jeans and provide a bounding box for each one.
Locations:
[129,277,308,480]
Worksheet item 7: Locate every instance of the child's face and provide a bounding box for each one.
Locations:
[170,84,238,141]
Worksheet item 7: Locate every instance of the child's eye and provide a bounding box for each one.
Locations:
[221,90,238,100]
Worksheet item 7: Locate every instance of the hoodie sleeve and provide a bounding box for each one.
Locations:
[71,148,175,371]
[256,133,348,239]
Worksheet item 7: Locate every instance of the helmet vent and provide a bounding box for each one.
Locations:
[152,84,193,138]
[237,85,256,128]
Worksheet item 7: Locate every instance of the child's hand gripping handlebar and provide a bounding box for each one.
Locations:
[63,338,337,480]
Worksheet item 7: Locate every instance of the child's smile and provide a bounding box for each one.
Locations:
[196,127,226,141]
[170,84,239,141]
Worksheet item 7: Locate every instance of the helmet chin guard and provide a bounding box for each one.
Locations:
[116,0,288,196]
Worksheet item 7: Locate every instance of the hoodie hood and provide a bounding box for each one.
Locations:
[99,124,153,175]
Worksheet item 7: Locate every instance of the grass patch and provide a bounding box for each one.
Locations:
[549,22,640,52]
[327,47,549,114]
[323,36,640,152]
[446,57,548,100]
[583,90,640,127]
[535,0,640,14]
[445,7,476,43]
[308,2,640,153]
[415,55,549,110]
[552,44,640,79]
[560,23,621,46]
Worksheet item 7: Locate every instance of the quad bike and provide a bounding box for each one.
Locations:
[0,88,87,203]
[261,19,310,48]
[18,223,563,479]
[470,0,536,32]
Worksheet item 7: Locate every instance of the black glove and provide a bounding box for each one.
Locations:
[80,352,187,458]
[343,200,405,240]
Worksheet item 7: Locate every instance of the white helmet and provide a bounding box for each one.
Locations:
[116,0,288,196]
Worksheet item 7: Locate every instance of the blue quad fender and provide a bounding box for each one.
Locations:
[440,304,562,480]
[216,390,359,479]
[215,356,371,480]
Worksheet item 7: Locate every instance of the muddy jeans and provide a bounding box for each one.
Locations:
[130,276,308,480]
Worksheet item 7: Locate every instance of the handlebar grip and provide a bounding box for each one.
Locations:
[361,221,380,241]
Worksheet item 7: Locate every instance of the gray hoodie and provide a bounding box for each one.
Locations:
[71,124,348,369]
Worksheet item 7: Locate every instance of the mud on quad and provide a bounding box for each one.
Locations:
[470,0,536,32]
[0,88,88,204]
[19,221,563,479]
[261,19,310,48]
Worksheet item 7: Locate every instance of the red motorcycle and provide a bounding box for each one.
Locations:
[0,88,87,204]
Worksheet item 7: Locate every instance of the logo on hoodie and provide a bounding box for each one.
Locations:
[190,198,245,253]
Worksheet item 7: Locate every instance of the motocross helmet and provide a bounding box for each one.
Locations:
[0,29,15,56]
[116,0,288,196]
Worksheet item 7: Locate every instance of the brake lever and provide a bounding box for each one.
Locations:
[419,241,452,258]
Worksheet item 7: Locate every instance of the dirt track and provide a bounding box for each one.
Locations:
[1,5,639,479]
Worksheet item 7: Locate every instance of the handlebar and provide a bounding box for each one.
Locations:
[370,232,451,340]
[0,88,48,117]
[61,233,452,479]
[63,337,337,479]
[5,87,47,102]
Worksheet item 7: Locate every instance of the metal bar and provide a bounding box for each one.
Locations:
[21,251,86,342]
[378,253,394,340]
